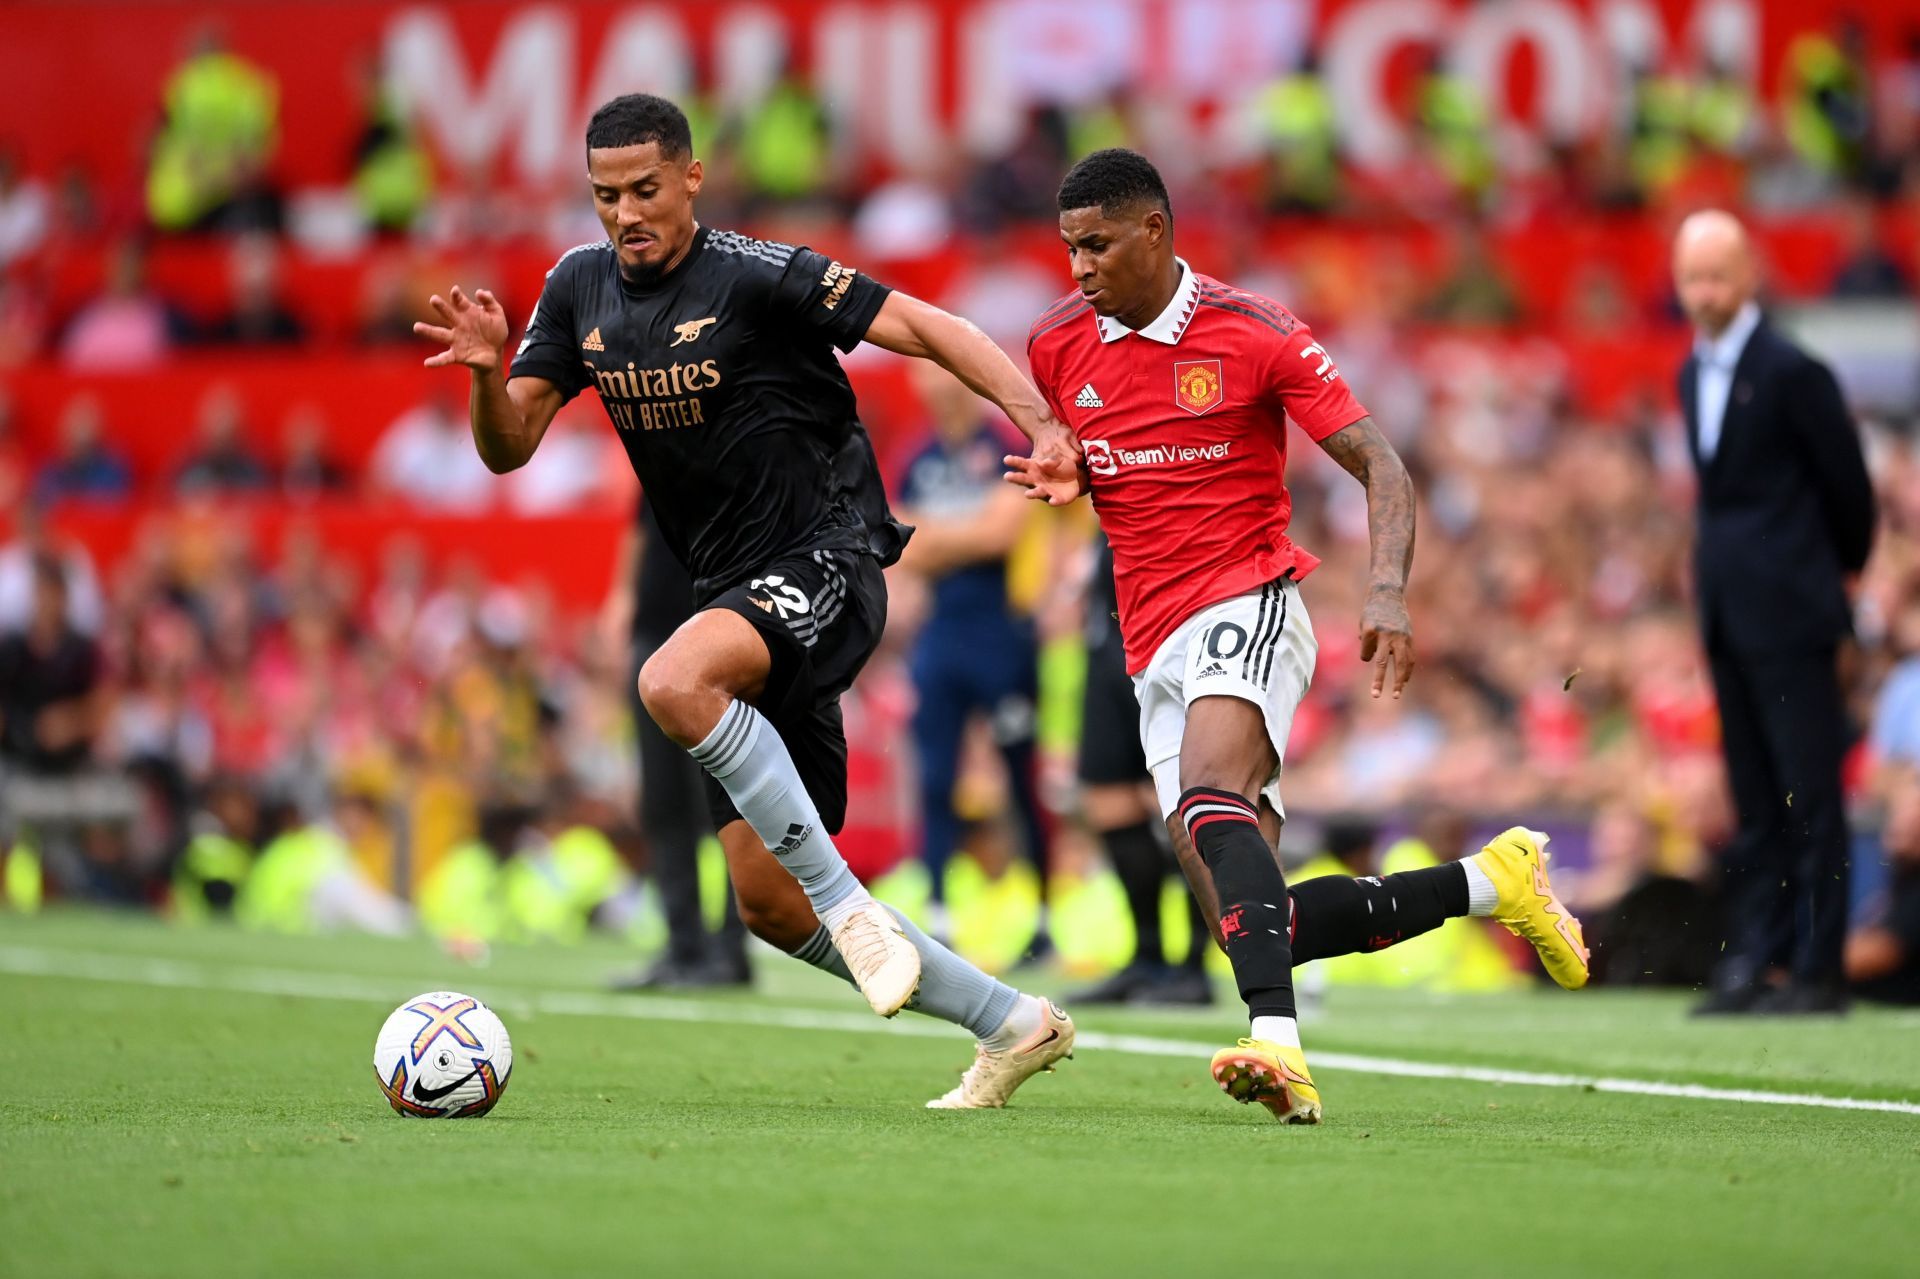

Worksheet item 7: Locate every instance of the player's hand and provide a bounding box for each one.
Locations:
[1358,586,1415,699]
[413,286,510,373]
[1003,424,1088,506]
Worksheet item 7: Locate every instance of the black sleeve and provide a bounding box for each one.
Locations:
[769,246,893,354]
[1785,354,1876,572]
[832,422,914,568]
[508,253,593,403]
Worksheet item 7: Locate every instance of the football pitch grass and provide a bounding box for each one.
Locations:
[3,912,1917,1278]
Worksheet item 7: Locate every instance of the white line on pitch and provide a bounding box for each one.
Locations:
[4,944,1917,1117]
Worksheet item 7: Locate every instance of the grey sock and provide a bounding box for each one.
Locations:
[793,910,1020,1040]
[689,699,863,920]
[794,925,854,981]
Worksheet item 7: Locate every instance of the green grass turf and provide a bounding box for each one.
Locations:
[3,910,1918,1278]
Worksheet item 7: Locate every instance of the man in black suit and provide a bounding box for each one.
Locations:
[1674,210,1876,1015]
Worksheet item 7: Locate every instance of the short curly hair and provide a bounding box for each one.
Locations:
[1056,148,1171,220]
[585,94,692,160]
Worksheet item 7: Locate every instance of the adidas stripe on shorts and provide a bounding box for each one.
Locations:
[1131,577,1317,819]
[699,542,888,836]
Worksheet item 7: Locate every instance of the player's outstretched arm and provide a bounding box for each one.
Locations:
[413,285,563,474]
[864,293,1085,504]
[864,293,1056,438]
[1318,416,1417,699]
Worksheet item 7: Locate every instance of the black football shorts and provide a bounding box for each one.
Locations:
[699,545,886,835]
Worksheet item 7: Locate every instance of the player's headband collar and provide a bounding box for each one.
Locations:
[1097,258,1199,346]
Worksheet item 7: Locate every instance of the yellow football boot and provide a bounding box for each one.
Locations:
[1210,1039,1322,1124]
[1473,827,1589,990]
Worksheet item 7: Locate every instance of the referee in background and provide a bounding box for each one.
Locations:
[609,499,750,990]
[1673,210,1876,1016]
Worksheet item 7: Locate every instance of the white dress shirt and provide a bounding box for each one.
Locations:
[1693,301,1761,463]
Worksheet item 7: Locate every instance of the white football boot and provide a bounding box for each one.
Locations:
[830,900,923,1017]
[927,998,1075,1109]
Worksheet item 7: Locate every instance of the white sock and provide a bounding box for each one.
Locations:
[1249,1015,1301,1050]
[1462,856,1498,916]
[815,890,876,935]
[981,992,1043,1052]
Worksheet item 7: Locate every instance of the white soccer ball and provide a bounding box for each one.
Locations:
[373,991,514,1118]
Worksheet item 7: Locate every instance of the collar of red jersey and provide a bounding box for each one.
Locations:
[1096,258,1200,345]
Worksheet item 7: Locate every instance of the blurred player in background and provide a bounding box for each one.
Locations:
[1068,532,1214,1006]
[1010,149,1589,1123]
[415,94,1078,1107]
[606,498,750,991]
[893,361,1054,962]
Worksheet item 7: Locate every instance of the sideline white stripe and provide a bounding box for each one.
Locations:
[4,945,1917,1117]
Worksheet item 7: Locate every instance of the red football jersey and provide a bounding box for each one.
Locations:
[1027,261,1367,673]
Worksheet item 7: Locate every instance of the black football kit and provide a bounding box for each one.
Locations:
[511,226,912,832]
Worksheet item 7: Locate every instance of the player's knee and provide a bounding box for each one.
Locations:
[1177,741,1272,805]
[1176,757,1265,804]
[636,648,708,744]
[1179,697,1274,799]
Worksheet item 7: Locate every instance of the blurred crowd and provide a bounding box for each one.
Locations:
[0,498,633,895]
[3,374,629,516]
[2,19,1917,253]
[1,16,1918,366]
[3,14,1920,998]
[5,361,1918,989]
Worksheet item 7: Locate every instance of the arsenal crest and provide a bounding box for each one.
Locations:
[1174,359,1224,415]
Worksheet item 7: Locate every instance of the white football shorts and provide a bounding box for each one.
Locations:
[1131,578,1317,819]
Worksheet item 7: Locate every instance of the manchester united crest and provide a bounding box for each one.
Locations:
[1173,359,1224,415]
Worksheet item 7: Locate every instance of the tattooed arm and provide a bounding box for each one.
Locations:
[1318,416,1416,698]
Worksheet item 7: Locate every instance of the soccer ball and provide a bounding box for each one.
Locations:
[373,991,513,1118]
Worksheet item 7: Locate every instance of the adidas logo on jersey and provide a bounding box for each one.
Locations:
[1074,383,1104,409]
[1197,662,1228,678]
[581,327,605,352]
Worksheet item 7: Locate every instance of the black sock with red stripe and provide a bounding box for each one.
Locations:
[1287,864,1469,964]
[1177,786,1295,1019]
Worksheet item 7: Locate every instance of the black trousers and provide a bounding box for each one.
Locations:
[1706,643,1851,988]
[632,638,744,966]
